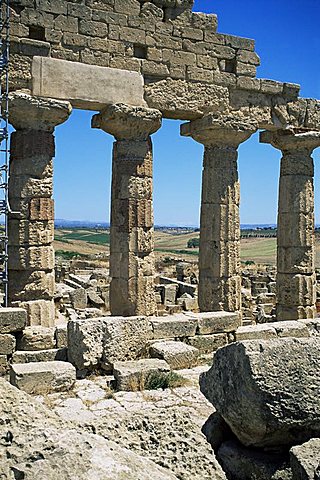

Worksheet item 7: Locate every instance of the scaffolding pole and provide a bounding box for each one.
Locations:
[0,0,10,306]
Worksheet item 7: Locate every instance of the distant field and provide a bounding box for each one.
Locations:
[54,228,320,267]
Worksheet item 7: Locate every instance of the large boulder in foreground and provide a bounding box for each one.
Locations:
[200,338,320,448]
[0,379,179,479]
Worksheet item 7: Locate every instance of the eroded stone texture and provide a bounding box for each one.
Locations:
[8,92,72,326]
[182,115,257,312]
[200,338,320,448]
[261,130,320,321]
[92,104,161,316]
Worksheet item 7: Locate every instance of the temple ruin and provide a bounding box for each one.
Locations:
[7,0,320,326]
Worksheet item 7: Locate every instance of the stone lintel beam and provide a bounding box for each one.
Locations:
[260,129,320,153]
[92,103,162,140]
[181,114,258,147]
[9,91,72,132]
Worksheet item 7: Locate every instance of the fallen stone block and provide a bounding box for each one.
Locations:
[55,325,68,348]
[150,340,199,369]
[113,358,171,391]
[87,289,105,308]
[187,333,228,354]
[12,348,67,364]
[0,307,27,334]
[17,326,56,351]
[68,316,152,374]
[102,316,153,371]
[151,314,198,339]
[68,318,107,373]
[298,318,320,337]
[268,320,310,338]
[70,288,87,309]
[0,334,16,355]
[10,361,76,394]
[200,338,320,448]
[235,324,277,341]
[193,311,241,335]
[290,438,320,480]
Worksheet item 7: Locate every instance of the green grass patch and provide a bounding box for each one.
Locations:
[145,371,188,390]
[55,230,110,245]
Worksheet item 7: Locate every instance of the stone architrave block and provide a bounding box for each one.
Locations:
[32,57,146,110]
[10,361,76,394]
[200,338,320,448]
[0,308,27,334]
[17,326,56,351]
[195,311,241,335]
[0,334,16,355]
[113,358,171,391]
[151,314,198,339]
[290,438,320,480]
[150,340,199,369]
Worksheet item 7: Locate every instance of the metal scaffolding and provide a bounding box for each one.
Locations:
[0,0,10,306]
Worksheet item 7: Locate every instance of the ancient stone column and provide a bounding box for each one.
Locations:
[261,130,320,320]
[181,115,257,313]
[8,92,72,327]
[92,104,162,316]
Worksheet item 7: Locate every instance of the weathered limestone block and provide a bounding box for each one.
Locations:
[102,316,153,370]
[93,104,161,317]
[150,340,199,369]
[55,325,68,348]
[200,338,320,447]
[0,334,16,355]
[113,358,171,391]
[68,318,107,372]
[12,348,67,363]
[290,438,320,480]
[182,114,257,312]
[68,316,152,373]
[70,288,88,309]
[235,324,277,341]
[8,245,55,270]
[267,320,310,338]
[0,355,8,374]
[9,219,54,246]
[0,307,27,333]
[194,311,241,334]
[17,326,56,351]
[9,270,55,302]
[150,314,198,339]
[144,79,229,119]
[10,361,76,394]
[32,57,147,110]
[261,130,320,321]
[186,333,228,354]
[18,299,56,327]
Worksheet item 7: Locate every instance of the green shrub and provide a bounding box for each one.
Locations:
[145,371,188,390]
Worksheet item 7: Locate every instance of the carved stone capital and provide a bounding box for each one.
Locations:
[92,103,162,140]
[181,113,257,147]
[260,129,320,153]
[9,91,72,132]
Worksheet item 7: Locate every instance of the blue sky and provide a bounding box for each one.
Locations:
[54,0,320,225]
